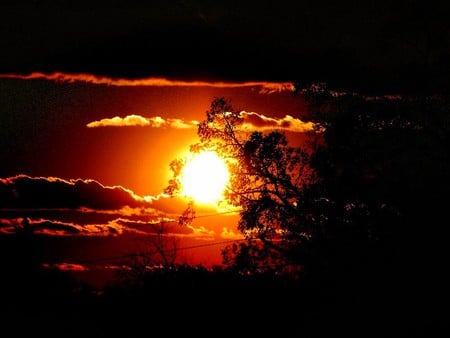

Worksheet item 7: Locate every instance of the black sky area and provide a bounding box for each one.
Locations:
[1,0,450,94]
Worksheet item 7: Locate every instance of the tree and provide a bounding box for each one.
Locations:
[166,97,324,274]
[161,87,449,336]
[119,221,181,283]
[295,81,450,288]
[167,89,449,282]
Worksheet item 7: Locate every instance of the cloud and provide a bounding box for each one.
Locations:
[86,112,315,132]
[112,218,193,236]
[239,112,315,133]
[0,216,190,237]
[33,219,84,235]
[187,225,215,240]
[206,111,315,133]
[102,264,132,271]
[0,72,294,93]
[0,175,199,238]
[0,216,218,238]
[42,263,89,271]
[78,205,168,217]
[0,217,124,236]
[86,115,198,129]
[220,227,245,240]
[87,115,150,127]
[0,175,154,210]
[0,218,19,234]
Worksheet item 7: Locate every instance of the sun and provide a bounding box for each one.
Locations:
[179,151,229,204]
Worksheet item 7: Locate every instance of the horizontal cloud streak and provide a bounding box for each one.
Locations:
[87,115,198,129]
[221,227,245,240]
[0,216,197,237]
[42,263,89,271]
[78,206,169,217]
[112,218,193,236]
[86,112,315,133]
[187,225,215,240]
[239,112,315,133]
[0,72,294,93]
[0,217,123,236]
[0,175,155,210]
[87,114,151,127]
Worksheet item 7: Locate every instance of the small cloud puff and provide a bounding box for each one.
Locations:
[220,227,245,240]
[87,115,198,129]
[239,112,315,133]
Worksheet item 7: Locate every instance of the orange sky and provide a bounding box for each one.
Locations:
[0,73,312,282]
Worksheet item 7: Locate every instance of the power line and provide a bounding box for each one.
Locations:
[21,207,245,266]
[123,208,241,229]
[75,238,248,265]
[195,209,241,218]
[69,210,246,265]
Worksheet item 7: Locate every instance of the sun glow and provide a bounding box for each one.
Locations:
[180,151,229,204]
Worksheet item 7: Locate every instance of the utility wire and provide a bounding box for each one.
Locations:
[123,208,241,229]
[75,238,249,265]
[34,207,245,265]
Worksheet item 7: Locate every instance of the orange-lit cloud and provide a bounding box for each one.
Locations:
[86,112,315,133]
[0,72,294,93]
[0,217,124,236]
[0,218,20,234]
[0,214,224,240]
[78,206,169,217]
[187,225,215,240]
[111,218,194,237]
[0,175,207,237]
[0,216,195,237]
[42,263,89,271]
[238,111,315,133]
[220,227,245,240]
[86,115,198,129]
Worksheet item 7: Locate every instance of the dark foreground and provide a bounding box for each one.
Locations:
[1,263,447,338]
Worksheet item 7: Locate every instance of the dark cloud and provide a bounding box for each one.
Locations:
[115,218,193,236]
[0,72,294,92]
[0,217,122,236]
[1,1,449,93]
[0,175,154,210]
[33,219,82,235]
[0,216,193,237]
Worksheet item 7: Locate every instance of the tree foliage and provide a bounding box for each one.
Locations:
[166,87,450,280]
[296,82,450,283]
[166,97,324,273]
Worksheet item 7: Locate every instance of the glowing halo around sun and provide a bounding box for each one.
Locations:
[179,151,230,205]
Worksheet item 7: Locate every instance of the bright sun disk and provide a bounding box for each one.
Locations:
[180,151,229,204]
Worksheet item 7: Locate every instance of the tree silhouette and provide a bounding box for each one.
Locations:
[295,81,450,294]
[166,97,324,274]
[166,88,450,294]
[119,221,181,284]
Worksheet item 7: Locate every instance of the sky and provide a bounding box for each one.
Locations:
[2,1,449,91]
[0,72,312,285]
[1,0,449,286]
